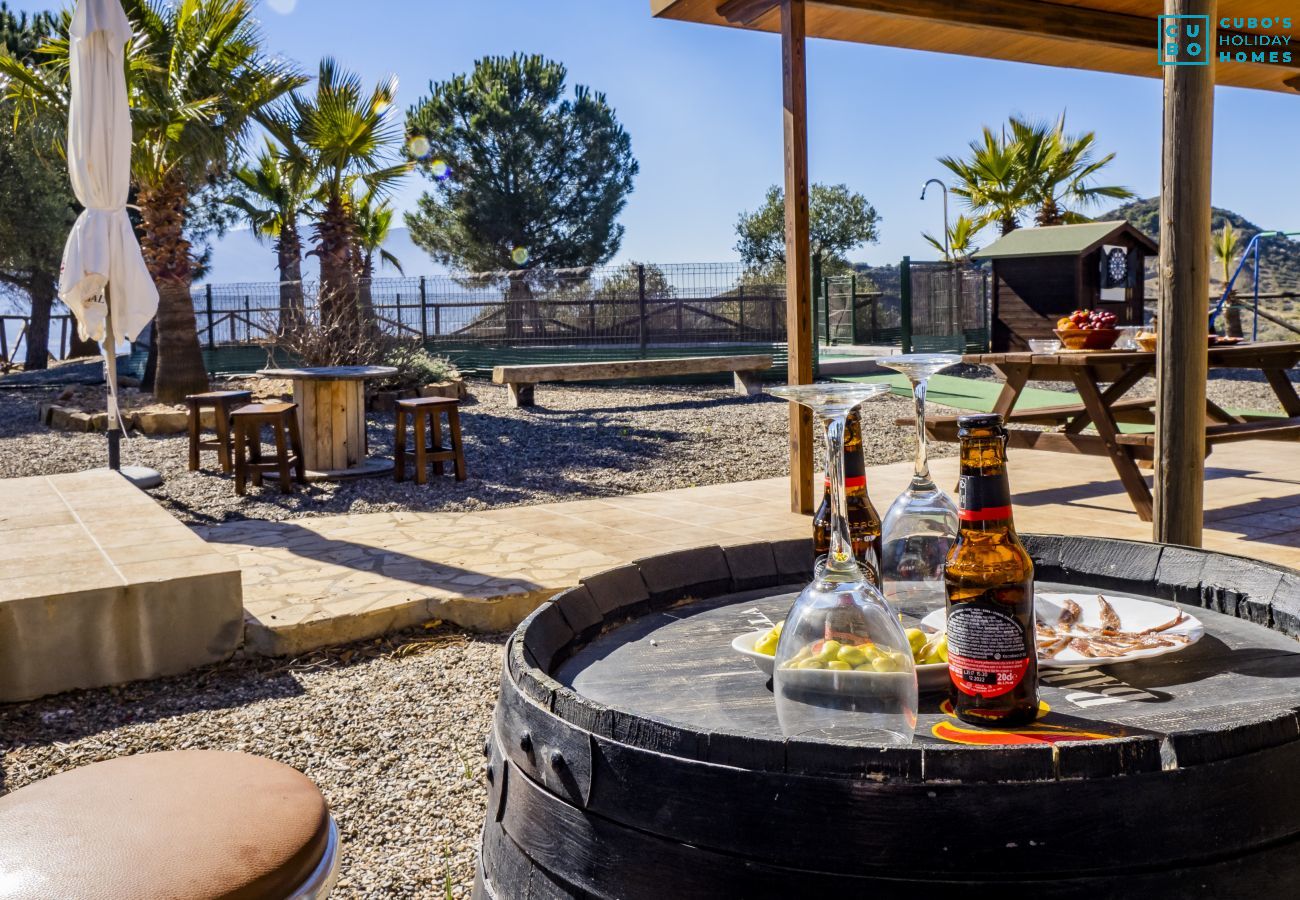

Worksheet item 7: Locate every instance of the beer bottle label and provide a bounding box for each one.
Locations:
[946,591,1033,698]
[958,473,1011,522]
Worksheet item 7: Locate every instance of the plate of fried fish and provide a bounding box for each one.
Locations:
[920,593,1204,668]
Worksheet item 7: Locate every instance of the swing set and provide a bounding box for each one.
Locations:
[1209,230,1300,339]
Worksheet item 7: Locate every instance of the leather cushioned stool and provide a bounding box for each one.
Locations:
[0,750,339,899]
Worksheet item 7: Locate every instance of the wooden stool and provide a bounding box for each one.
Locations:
[0,750,340,898]
[185,390,252,473]
[395,396,467,484]
[232,402,306,495]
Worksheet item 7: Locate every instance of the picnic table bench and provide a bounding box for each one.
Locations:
[491,354,773,407]
[909,342,1300,521]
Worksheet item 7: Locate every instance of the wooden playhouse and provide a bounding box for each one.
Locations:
[973,221,1158,351]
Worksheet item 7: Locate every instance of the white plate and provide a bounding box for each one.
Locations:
[732,630,950,691]
[919,593,1204,668]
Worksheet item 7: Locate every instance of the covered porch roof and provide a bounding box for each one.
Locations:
[652,0,1300,94]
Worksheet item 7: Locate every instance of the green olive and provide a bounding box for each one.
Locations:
[837,646,868,666]
[800,659,827,669]
[818,640,842,662]
[827,660,852,671]
[871,656,899,673]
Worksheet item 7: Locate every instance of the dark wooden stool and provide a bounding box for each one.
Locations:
[185,390,252,473]
[232,402,306,495]
[395,396,467,484]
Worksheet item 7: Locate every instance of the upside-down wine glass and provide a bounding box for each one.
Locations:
[878,354,962,611]
[767,383,917,745]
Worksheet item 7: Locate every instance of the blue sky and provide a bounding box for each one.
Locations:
[13,0,1300,270]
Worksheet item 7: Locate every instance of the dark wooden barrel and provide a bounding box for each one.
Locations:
[475,535,1300,900]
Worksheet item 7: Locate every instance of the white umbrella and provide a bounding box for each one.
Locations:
[59,0,158,474]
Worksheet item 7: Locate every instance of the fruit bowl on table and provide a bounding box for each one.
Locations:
[731,629,951,691]
[1054,327,1120,351]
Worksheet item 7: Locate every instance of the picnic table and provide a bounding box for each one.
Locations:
[920,341,1300,521]
[477,537,1300,898]
[258,365,397,479]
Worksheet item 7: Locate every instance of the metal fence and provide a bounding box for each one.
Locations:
[902,259,990,353]
[193,263,787,351]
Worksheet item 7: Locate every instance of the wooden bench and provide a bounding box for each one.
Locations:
[491,354,774,407]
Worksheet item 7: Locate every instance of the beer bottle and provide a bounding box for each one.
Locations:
[813,409,883,586]
[944,413,1037,726]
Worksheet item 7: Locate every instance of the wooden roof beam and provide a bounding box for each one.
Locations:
[717,0,1300,76]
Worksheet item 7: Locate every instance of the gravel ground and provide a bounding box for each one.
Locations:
[0,380,934,525]
[0,624,504,899]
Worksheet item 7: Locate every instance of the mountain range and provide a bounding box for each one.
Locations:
[1100,197,1300,296]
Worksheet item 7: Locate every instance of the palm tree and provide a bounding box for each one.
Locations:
[1009,116,1134,226]
[1,0,304,402]
[940,116,1133,237]
[1213,220,1244,338]
[923,215,984,262]
[352,188,403,324]
[939,127,1031,236]
[292,58,407,323]
[227,132,314,332]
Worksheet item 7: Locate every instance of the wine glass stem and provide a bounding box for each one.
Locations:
[821,412,856,576]
[912,377,933,485]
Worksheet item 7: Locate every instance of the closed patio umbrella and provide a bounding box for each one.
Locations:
[60,0,158,476]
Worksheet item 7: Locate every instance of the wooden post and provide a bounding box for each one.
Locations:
[1154,0,1216,547]
[782,0,814,514]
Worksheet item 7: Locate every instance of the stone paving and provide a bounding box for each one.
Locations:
[195,439,1300,657]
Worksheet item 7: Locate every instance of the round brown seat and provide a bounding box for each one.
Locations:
[0,750,338,899]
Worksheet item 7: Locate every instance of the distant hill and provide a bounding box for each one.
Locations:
[1099,197,1300,296]
[201,225,444,285]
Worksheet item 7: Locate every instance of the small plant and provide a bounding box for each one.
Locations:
[383,345,461,391]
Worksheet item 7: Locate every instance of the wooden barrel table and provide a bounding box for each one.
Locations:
[476,535,1300,899]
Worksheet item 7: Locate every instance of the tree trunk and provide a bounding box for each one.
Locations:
[1036,196,1061,227]
[1000,215,1018,235]
[276,223,305,334]
[1224,292,1244,338]
[505,273,532,341]
[23,270,55,370]
[138,176,208,403]
[358,252,376,328]
[313,194,359,327]
[66,312,100,359]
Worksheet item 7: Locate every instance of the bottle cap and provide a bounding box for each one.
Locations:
[956,412,1005,436]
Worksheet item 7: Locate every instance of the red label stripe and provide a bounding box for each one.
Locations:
[959,505,1012,521]
[823,476,867,488]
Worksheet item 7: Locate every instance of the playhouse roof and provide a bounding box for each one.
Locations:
[972,221,1159,260]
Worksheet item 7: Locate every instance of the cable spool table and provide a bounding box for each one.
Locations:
[477,535,1300,900]
[258,366,396,480]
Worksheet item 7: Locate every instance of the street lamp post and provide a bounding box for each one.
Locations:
[921,179,949,260]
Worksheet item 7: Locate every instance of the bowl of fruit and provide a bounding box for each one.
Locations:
[734,622,950,691]
[1055,309,1120,350]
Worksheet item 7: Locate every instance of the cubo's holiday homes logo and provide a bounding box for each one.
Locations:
[1217,16,1293,64]
[1159,14,1211,65]
[1158,14,1295,66]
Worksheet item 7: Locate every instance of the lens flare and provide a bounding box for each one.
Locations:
[407,136,431,160]
[267,0,296,13]
[511,246,530,266]
[430,158,450,180]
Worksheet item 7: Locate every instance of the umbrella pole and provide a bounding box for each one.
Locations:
[103,285,121,471]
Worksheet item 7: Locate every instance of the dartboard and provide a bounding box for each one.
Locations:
[1105,248,1128,287]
